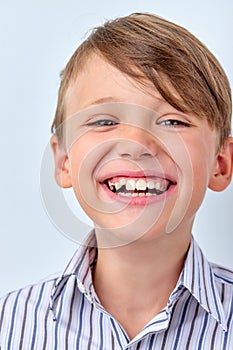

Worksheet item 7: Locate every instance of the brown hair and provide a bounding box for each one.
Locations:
[51,13,232,147]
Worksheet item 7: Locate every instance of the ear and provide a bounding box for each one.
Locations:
[208,137,233,192]
[50,135,72,188]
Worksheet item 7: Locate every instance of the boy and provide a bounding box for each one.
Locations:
[1,12,233,349]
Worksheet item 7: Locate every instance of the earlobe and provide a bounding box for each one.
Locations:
[50,135,72,188]
[208,137,233,192]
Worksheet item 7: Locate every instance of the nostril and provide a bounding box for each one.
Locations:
[119,152,154,161]
[115,139,158,160]
[141,152,153,157]
[119,149,154,160]
[121,153,131,158]
[119,151,152,159]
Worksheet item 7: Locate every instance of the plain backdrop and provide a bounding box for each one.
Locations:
[0,0,232,296]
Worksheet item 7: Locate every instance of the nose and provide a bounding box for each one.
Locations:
[115,126,159,160]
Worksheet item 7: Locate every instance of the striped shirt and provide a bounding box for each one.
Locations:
[0,233,233,350]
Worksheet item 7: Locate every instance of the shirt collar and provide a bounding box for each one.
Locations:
[50,231,97,316]
[50,233,227,331]
[179,237,227,331]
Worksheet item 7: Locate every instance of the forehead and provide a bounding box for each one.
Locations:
[64,54,179,118]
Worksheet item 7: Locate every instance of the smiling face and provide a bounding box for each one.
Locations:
[51,54,232,247]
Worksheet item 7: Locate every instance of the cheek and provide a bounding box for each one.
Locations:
[181,141,215,209]
[68,135,103,179]
[67,138,116,216]
[189,137,216,190]
[164,136,214,233]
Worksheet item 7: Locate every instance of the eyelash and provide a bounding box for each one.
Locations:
[159,119,191,128]
[87,119,118,127]
[86,118,191,128]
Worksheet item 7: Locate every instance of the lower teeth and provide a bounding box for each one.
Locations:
[118,192,158,197]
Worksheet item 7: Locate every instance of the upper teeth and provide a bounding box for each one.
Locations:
[108,178,168,192]
[115,179,126,190]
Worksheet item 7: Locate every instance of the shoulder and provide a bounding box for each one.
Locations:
[209,261,233,314]
[0,273,59,308]
[0,273,59,306]
[0,275,61,349]
[191,237,233,288]
[0,274,59,330]
[210,262,233,285]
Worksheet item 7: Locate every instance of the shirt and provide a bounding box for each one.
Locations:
[0,233,233,350]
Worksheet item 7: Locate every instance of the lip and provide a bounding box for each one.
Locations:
[99,181,176,206]
[97,170,177,184]
[97,170,177,206]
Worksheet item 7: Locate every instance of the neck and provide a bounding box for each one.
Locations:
[92,229,191,339]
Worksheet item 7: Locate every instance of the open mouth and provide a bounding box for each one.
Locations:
[102,176,173,197]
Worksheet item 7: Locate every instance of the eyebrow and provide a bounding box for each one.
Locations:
[83,96,169,113]
[85,96,122,107]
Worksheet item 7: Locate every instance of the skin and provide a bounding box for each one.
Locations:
[51,53,233,339]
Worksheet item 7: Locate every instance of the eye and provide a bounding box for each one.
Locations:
[89,119,118,127]
[86,114,119,128]
[159,119,191,128]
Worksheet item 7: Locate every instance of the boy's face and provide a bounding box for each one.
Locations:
[52,54,232,247]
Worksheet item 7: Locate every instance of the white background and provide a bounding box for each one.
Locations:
[0,0,232,296]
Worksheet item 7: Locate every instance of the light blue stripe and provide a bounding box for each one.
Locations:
[30,282,46,349]
[7,289,22,349]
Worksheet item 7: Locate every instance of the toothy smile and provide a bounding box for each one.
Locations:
[103,177,173,197]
